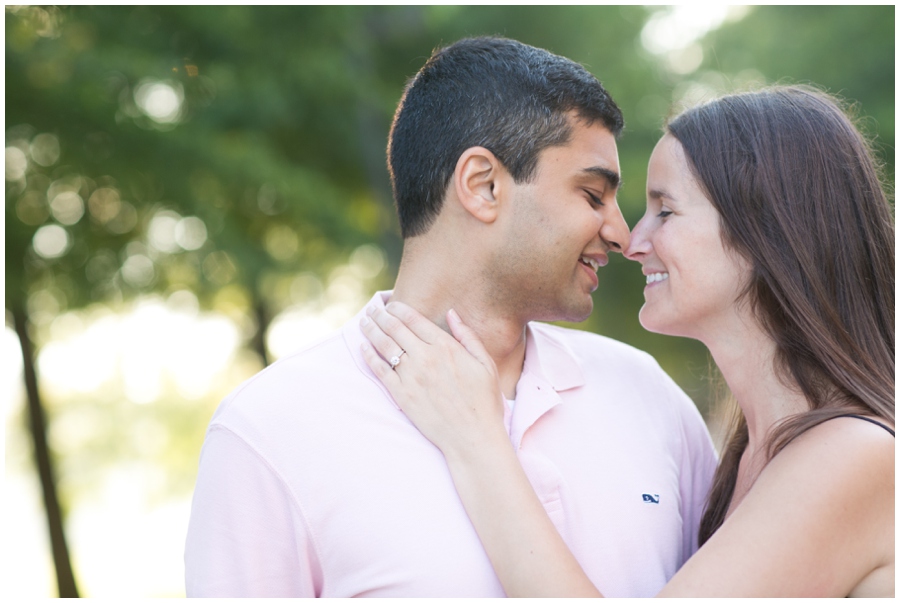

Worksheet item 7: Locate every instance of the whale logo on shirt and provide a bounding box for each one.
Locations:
[642,494,660,504]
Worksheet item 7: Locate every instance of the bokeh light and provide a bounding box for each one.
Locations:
[202,251,237,286]
[30,133,60,166]
[87,187,121,224]
[263,225,299,261]
[121,254,155,289]
[267,244,386,359]
[133,79,184,124]
[174,217,207,251]
[6,146,28,180]
[49,191,84,225]
[148,210,182,254]
[32,224,70,258]
[640,5,751,75]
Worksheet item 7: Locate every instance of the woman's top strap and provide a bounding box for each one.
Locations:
[833,414,895,437]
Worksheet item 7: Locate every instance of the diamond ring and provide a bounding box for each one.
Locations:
[389,349,406,369]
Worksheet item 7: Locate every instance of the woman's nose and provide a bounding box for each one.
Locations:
[624,215,651,261]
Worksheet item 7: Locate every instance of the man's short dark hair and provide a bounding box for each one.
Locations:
[387,36,624,238]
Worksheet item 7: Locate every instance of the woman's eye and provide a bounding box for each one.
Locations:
[657,210,672,218]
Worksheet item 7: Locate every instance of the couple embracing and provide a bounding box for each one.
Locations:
[186,37,894,597]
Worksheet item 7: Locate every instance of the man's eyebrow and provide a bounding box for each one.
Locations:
[582,166,621,190]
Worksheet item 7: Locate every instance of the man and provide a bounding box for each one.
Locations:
[185,37,717,597]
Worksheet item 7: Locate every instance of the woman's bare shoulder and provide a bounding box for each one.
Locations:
[788,415,895,597]
[784,414,894,473]
[661,414,894,597]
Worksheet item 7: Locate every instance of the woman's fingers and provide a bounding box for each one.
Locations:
[360,341,401,386]
[447,309,496,373]
[385,301,447,345]
[360,312,408,369]
[359,303,506,457]
[365,305,424,354]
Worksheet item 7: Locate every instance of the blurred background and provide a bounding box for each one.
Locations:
[4,6,893,597]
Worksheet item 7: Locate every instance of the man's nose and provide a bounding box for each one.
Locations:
[600,204,631,253]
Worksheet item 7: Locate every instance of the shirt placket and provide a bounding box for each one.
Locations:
[507,370,569,539]
[508,370,562,450]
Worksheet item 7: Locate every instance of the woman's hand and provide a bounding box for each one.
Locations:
[359,302,507,458]
[361,301,602,598]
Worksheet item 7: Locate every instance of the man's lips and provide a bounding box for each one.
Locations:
[578,257,600,289]
[579,253,608,271]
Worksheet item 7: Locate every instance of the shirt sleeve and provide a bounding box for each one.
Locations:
[184,424,322,597]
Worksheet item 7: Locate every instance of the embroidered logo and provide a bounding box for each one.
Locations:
[642,494,660,504]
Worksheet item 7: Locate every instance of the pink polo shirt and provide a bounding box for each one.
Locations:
[185,291,717,597]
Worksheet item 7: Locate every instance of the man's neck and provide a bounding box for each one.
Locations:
[390,256,527,400]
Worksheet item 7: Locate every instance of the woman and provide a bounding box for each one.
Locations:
[360,86,895,597]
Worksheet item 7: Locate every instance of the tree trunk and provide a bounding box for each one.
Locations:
[11,304,80,598]
[251,293,271,368]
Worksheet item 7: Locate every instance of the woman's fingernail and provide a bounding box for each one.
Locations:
[366,306,376,316]
[360,342,370,352]
[361,316,369,326]
[448,308,460,323]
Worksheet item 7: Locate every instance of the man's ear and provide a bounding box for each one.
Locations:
[452,147,505,225]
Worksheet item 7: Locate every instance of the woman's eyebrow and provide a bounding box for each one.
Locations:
[648,188,674,202]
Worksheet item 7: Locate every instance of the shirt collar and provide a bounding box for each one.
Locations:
[522,322,586,393]
[343,291,587,404]
[343,290,398,408]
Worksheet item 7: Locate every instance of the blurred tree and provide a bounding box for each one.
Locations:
[5,5,893,596]
[698,5,894,179]
[6,6,396,595]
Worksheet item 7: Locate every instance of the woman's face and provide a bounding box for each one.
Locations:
[625,134,752,341]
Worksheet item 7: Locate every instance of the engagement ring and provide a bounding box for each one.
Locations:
[389,350,406,369]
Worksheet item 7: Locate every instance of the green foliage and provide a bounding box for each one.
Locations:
[7,3,893,429]
[6,6,391,321]
[700,5,894,182]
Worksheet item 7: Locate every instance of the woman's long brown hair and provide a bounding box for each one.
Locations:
[666,86,895,545]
